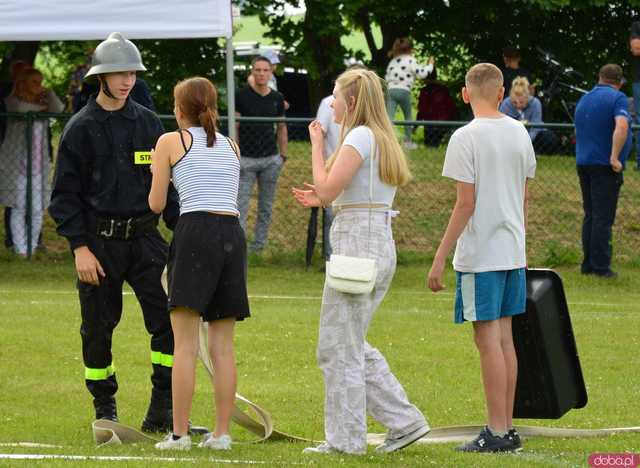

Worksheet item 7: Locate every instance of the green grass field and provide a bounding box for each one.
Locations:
[0,258,638,467]
[233,15,381,60]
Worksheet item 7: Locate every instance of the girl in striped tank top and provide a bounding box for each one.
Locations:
[149,77,250,451]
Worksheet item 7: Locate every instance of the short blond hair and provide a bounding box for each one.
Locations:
[465,63,503,100]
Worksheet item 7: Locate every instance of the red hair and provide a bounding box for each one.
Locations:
[174,77,218,147]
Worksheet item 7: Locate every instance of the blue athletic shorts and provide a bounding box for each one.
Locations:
[454,268,526,324]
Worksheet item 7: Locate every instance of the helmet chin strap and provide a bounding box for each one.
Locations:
[98,75,117,100]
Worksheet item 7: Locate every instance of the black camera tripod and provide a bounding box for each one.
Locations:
[536,47,588,122]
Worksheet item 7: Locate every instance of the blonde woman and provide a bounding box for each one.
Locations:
[499,76,545,144]
[293,69,429,455]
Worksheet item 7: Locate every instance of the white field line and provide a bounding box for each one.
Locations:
[0,453,295,464]
[0,289,637,310]
[0,450,593,466]
[0,443,62,448]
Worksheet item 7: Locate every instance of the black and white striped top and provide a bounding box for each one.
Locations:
[172,127,240,216]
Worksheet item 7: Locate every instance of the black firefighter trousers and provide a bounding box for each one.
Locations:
[77,229,174,406]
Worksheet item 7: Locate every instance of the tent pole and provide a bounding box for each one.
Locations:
[225,35,236,140]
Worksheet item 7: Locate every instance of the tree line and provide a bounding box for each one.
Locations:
[1,0,638,116]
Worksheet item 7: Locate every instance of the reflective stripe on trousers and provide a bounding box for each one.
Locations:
[85,363,116,380]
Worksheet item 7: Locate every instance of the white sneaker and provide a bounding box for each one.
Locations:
[375,424,430,453]
[302,442,336,454]
[155,433,192,451]
[198,432,232,450]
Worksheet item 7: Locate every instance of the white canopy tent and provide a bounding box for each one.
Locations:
[0,0,237,137]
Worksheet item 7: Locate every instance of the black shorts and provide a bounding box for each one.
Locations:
[168,212,250,322]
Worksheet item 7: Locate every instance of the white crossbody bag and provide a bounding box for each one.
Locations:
[325,133,378,294]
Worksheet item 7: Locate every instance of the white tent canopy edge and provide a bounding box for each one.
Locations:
[0,0,236,137]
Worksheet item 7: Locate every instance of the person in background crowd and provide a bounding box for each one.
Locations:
[65,48,93,112]
[50,32,179,431]
[385,37,434,150]
[0,60,30,131]
[501,47,532,97]
[247,49,290,111]
[0,59,31,249]
[628,21,640,169]
[574,64,631,278]
[0,67,63,257]
[235,55,288,254]
[500,76,558,153]
[248,49,280,91]
[150,77,250,452]
[312,92,338,261]
[416,66,458,147]
[293,68,429,456]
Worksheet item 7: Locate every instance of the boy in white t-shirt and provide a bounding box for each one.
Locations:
[427,63,536,453]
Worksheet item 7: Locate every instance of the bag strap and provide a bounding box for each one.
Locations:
[367,129,375,253]
[225,136,240,160]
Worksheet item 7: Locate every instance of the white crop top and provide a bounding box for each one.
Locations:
[333,126,397,207]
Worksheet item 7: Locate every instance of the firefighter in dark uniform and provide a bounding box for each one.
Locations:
[50,32,177,432]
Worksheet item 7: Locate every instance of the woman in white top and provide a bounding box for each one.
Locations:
[149,77,250,451]
[0,67,63,256]
[293,68,429,455]
[385,38,434,150]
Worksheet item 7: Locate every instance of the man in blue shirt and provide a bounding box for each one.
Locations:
[575,64,631,278]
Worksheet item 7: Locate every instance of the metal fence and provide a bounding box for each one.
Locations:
[1,111,639,267]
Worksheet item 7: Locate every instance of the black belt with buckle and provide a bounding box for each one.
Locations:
[92,212,159,240]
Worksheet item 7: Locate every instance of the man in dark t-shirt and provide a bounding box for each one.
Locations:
[235,55,288,253]
[502,46,532,97]
[629,21,640,168]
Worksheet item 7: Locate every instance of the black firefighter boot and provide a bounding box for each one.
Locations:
[94,396,118,422]
[141,388,210,434]
[141,388,172,433]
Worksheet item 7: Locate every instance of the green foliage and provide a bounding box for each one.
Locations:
[34,41,95,105]
[236,0,640,119]
[242,0,349,105]
[10,38,226,114]
[6,0,640,117]
[135,38,226,113]
[0,42,15,79]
